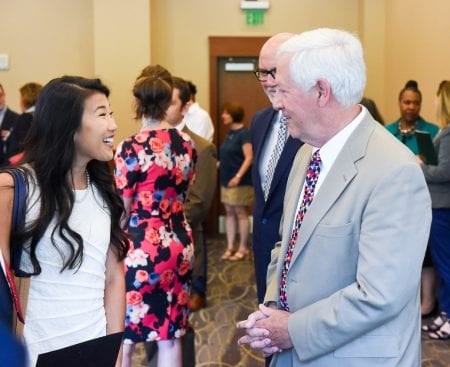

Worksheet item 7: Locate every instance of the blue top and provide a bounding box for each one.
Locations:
[219,126,252,187]
[0,323,27,367]
[385,117,439,154]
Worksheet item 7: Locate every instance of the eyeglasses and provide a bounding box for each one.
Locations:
[253,68,276,82]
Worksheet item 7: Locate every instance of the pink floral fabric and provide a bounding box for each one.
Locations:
[114,128,196,342]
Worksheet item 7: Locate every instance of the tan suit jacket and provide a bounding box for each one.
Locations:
[182,126,217,227]
[265,112,431,367]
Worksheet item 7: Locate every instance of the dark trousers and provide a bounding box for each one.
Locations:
[0,270,12,329]
[191,226,207,297]
[430,208,450,314]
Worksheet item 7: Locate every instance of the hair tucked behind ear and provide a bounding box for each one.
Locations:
[14,76,129,274]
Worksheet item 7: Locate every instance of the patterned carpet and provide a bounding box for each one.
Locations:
[132,235,450,366]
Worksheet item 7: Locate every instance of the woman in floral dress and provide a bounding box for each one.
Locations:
[114,65,196,367]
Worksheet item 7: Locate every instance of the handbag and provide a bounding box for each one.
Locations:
[0,168,30,336]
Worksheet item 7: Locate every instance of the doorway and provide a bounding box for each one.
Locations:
[206,36,269,234]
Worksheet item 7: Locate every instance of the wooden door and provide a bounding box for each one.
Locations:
[206,36,269,234]
[216,56,268,142]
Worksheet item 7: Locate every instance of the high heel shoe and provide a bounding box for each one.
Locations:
[422,311,447,332]
[429,320,450,340]
[221,249,235,260]
[229,250,250,261]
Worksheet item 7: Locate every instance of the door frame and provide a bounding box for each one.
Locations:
[207,36,269,234]
[208,36,269,140]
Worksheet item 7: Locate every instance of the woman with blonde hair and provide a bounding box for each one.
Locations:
[420,81,450,340]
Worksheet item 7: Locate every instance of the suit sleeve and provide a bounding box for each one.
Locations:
[5,115,31,159]
[421,128,450,183]
[288,162,431,361]
[184,143,217,226]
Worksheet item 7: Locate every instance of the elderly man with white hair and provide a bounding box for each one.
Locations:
[237,28,431,367]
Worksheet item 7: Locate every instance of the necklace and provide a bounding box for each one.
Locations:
[74,170,91,203]
[398,120,418,137]
[85,170,91,187]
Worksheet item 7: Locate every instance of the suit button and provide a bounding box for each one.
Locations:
[261,218,268,224]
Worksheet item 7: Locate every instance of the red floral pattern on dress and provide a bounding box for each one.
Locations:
[114,129,196,343]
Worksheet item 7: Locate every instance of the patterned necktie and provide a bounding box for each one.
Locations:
[279,149,321,311]
[262,116,288,201]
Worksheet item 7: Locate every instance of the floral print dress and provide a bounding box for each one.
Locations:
[114,128,196,343]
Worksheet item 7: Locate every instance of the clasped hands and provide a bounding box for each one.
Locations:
[236,303,292,357]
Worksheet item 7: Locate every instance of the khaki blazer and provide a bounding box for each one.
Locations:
[265,113,431,367]
[182,126,217,227]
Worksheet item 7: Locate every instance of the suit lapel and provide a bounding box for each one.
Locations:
[267,136,302,200]
[252,108,277,200]
[287,116,375,268]
[253,109,277,171]
[276,145,311,271]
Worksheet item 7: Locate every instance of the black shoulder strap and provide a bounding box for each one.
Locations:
[9,169,29,277]
[11,170,26,231]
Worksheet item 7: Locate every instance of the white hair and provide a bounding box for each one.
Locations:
[277,28,366,107]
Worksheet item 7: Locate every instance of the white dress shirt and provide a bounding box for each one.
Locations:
[183,102,214,142]
[292,106,367,227]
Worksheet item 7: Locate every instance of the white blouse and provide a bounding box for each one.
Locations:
[20,175,111,366]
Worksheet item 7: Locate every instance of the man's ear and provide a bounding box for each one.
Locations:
[316,79,331,106]
[181,102,191,116]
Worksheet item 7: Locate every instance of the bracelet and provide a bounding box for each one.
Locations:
[235,173,242,178]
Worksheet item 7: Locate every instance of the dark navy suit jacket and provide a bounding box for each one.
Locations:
[250,107,303,303]
[0,108,19,166]
[4,112,33,162]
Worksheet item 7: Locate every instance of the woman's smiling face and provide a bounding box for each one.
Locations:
[73,92,117,165]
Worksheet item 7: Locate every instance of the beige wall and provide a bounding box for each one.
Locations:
[359,0,387,117]
[150,0,450,126]
[0,0,151,144]
[1,0,449,146]
[385,0,450,124]
[0,0,94,110]
[93,0,151,142]
[150,0,362,117]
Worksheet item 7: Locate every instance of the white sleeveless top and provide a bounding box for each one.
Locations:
[21,174,112,366]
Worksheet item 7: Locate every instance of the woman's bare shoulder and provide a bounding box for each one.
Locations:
[0,172,14,187]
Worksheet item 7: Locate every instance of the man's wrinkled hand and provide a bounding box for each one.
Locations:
[254,304,293,350]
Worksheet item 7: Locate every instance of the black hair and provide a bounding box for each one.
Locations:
[14,75,129,274]
[186,81,197,97]
[398,80,422,102]
[360,97,384,125]
[172,77,191,107]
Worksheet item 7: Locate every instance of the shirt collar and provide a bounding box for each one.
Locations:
[175,120,186,132]
[313,106,366,171]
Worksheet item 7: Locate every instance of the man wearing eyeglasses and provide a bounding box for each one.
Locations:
[250,33,303,335]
